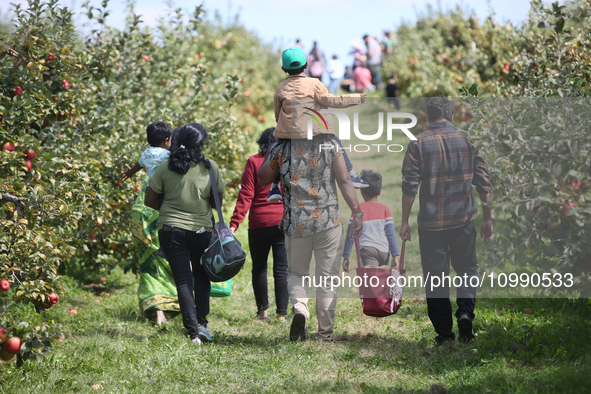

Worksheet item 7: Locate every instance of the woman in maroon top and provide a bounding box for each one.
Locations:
[230,128,288,322]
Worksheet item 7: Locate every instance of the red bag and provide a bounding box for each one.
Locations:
[355,236,406,317]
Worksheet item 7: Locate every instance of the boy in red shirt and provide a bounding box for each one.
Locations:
[342,170,400,272]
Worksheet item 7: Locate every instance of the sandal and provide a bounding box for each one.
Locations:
[277,315,290,324]
[254,313,271,322]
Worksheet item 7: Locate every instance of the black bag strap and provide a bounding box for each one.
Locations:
[206,160,224,225]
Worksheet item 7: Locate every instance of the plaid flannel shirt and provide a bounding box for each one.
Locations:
[401,121,492,231]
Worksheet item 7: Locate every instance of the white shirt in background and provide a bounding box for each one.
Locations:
[328,59,344,79]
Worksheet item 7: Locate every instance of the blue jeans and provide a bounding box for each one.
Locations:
[159,226,212,339]
[329,77,341,94]
[418,221,478,341]
[367,64,382,88]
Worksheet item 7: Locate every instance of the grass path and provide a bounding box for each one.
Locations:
[2,269,590,393]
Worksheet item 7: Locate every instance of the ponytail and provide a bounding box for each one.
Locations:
[168,123,209,174]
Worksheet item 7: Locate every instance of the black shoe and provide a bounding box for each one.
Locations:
[290,313,307,342]
[435,335,455,346]
[458,314,475,344]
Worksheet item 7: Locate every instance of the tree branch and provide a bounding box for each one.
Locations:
[1,193,25,215]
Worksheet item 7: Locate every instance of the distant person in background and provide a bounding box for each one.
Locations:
[307,41,325,80]
[385,73,400,110]
[295,38,303,49]
[381,31,395,56]
[343,65,353,80]
[364,35,383,89]
[229,128,289,323]
[350,38,367,70]
[341,66,354,92]
[328,54,344,94]
[352,63,373,92]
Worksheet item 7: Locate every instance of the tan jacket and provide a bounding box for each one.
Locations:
[273,73,362,139]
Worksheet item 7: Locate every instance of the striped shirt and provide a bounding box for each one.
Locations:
[342,202,399,258]
[401,120,492,231]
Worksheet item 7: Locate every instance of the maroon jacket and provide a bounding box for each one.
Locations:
[229,153,283,230]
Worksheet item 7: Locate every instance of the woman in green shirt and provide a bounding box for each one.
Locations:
[145,123,225,345]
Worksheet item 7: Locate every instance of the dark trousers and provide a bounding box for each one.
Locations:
[248,226,289,315]
[159,227,212,339]
[418,221,478,341]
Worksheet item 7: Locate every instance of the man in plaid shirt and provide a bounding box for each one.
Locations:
[400,96,494,345]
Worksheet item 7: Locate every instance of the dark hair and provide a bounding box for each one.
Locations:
[168,123,210,174]
[257,127,276,155]
[390,73,398,79]
[360,170,382,198]
[427,96,455,122]
[285,66,306,75]
[146,121,173,147]
[363,34,369,40]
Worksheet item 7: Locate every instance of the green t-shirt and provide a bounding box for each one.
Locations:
[149,159,226,232]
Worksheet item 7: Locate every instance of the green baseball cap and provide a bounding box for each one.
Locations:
[282,47,307,70]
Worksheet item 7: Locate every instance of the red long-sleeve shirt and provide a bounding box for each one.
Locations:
[229,153,284,230]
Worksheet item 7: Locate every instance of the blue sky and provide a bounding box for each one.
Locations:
[2,0,532,64]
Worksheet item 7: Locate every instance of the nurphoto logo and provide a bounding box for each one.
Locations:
[308,110,418,153]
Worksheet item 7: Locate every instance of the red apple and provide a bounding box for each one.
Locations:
[14,86,23,97]
[47,52,54,61]
[62,79,70,90]
[56,114,62,121]
[244,91,250,97]
[143,55,150,61]
[24,160,33,171]
[571,178,582,190]
[0,347,14,361]
[524,308,532,314]
[4,337,21,354]
[2,142,15,152]
[135,184,141,192]
[0,280,9,292]
[562,202,578,220]
[0,327,6,343]
[24,149,36,159]
[49,292,59,305]
[69,309,78,315]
